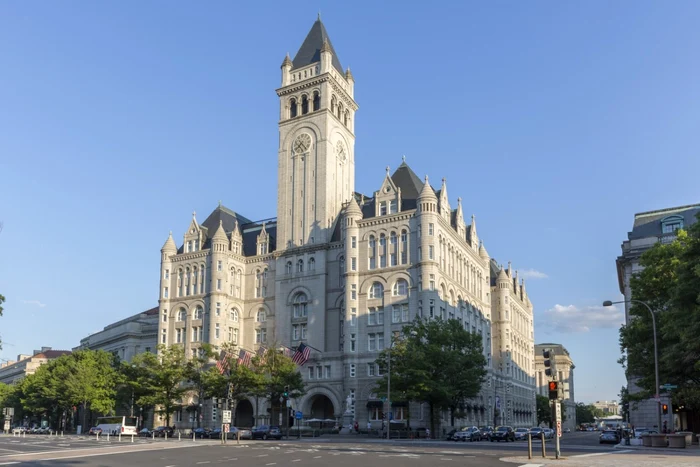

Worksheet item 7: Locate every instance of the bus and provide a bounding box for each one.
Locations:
[93,416,138,436]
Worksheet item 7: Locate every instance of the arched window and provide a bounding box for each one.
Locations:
[450,290,456,307]
[262,268,268,297]
[313,91,320,111]
[255,269,262,298]
[178,308,187,322]
[393,279,408,296]
[185,267,191,296]
[256,309,266,322]
[297,259,304,273]
[194,306,203,320]
[177,269,183,297]
[389,232,397,266]
[368,235,377,269]
[439,284,446,300]
[401,229,408,264]
[290,98,297,118]
[337,103,343,120]
[379,234,387,268]
[286,261,292,274]
[230,308,239,322]
[308,257,316,271]
[301,95,309,114]
[292,292,309,318]
[331,95,337,113]
[369,282,384,299]
[344,110,349,126]
[192,266,198,291]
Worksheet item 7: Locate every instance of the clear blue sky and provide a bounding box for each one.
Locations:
[1,1,699,403]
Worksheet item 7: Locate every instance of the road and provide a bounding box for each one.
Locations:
[0,431,628,467]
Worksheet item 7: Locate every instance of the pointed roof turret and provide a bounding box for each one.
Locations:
[498,265,509,282]
[231,220,242,238]
[292,18,344,73]
[346,196,363,218]
[391,159,424,200]
[212,220,228,242]
[161,231,177,253]
[345,66,354,81]
[417,175,437,200]
[479,241,489,259]
[281,53,293,68]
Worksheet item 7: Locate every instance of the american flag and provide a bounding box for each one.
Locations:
[215,350,230,375]
[257,346,268,363]
[291,343,311,366]
[237,349,252,367]
[279,346,292,358]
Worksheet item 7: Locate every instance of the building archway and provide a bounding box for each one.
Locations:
[308,394,336,420]
[235,400,254,428]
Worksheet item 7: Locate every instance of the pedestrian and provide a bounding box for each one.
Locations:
[354,421,359,434]
[425,428,431,439]
[367,420,371,435]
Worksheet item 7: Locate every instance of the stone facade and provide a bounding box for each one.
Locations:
[0,347,71,385]
[616,203,700,430]
[534,343,577,432]
[593,400,619,416]
[156,17,536,430]
[74,307,158,362]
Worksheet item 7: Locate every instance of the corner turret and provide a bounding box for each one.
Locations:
[212,220,229,253]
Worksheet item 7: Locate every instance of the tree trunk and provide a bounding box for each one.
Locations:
[429,403,435,438]
[450,406,455,428]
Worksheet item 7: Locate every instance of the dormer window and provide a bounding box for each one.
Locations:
[661,215,683,234]
[389,200,398,214]
[379,202,387,216]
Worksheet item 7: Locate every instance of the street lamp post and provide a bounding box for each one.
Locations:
[603,299,661,432]
[387,344,391,440]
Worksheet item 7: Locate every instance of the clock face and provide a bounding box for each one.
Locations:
[336,141,347,164]
[293,134,312,153]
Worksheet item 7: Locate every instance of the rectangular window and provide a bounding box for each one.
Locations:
[429,299,435,318]
[176,328,182,343]
[351,236,357,248]
[429,274,435,290]
[217,260,222,272]
[161,330,166,344]
[216,303,221,316]
[165,269,170,279]
[429,245,434,260]
[351,308,357,326]
[377,306,384,324]
[256,328,267,343]
[351,257,357,271]
[301,323,307,339]
[324,365,331,379]
[418,247,422,261]
[378,332,384,350]
[377,364,383,376]
[162,310,168,322]
[368,333,376,351]
[418,275,422,292]
[293,325,299,340]
[308,367,314,379]
[428,223,434,235]
[367,363,375,376]
[351,284,357,300]
[401,303,409,322]
[392,305,401,323]
[370,407,381,421]
[390,253,397,266]
[216,279,222,291]
[316,366,322,379]
[350,364,356,377]
[215,323,220,339]
[418,225,421,238]
[351,334,356,352]
[379,202,387,216]
[163,287,169,298]
[389,200,397,213]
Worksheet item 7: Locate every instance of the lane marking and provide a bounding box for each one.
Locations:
[313,455,321,458]
[0,463,20,466]
[266,463,277,466]
[292,459,301,462]
[440,458,452,461]
[571,451,628,458]
[196,462,211,465]
[257,454,268,457]
[518,464,544,467]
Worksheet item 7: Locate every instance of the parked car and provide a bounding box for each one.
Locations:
[138,428,151,437]
[514,428,530,441]
[445,429,458,441]
[490,426,515,442]
[543,428,554,439]
[563,428,571,433]
[252,425,283,440]
[478,426,494,441]
[153,426,174,438]
[88,426,103,436]
[529,427,544,440]
[599,430,620,444]
[227,426,252,440]
[634,429,658,439]
[192,427,211,439]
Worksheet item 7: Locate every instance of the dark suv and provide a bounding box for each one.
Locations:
[153,426,174,438]
[490,426,515,442]
[252,425,283,440]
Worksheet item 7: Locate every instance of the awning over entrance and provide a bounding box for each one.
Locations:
[391,401,408,407]
[366,400,383,408]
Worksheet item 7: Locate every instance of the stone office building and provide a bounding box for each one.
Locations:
[534,343,577,432]
[156,17,535,429]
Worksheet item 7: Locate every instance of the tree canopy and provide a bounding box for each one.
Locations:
[619,216,700,410]
[374,318,487,433]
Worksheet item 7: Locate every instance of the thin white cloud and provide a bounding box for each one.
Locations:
[541,304,624,333]
[520,268,548,280]
[21,300,46,308]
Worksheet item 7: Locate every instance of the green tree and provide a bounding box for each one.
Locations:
[536,395,551,426]
[185,343,219,428]
[374,318,487,434]
[619,215,700,411]
[619,386,630,422]
[133,345,189,427]
[63,350,120,429]
[249,346,305,425]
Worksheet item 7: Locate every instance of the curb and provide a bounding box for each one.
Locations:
[613,443,700,453]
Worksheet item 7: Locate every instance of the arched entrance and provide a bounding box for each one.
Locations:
[235,400,254,428]
[309,394,335,420]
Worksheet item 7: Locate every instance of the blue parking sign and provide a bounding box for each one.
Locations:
[295,411,302,420]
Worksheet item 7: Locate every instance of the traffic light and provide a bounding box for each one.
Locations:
[548,381,559,400]
[283,385,289,398]
[543,348,554,377]
[662,404,668,415]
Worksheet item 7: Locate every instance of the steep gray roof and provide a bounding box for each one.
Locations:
[628,204,700,240]
[201,205,252,234]
[292,19,344,74]
[391,162,424,200]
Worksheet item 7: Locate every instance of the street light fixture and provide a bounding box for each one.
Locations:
[603,299,661,432]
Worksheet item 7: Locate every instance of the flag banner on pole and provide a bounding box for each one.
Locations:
[291,342,311,366]
[257,346,268,363]
[279,346,292,358]
[216,350,230,375]
[237,349,252,367]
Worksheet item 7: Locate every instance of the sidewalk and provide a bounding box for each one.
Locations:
[614,441,700,453]
[501,452,700,467]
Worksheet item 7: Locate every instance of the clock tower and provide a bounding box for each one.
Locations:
[276,17,358,249]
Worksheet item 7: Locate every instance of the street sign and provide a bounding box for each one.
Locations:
[222,410,232,424]
[554,402,561,422]
[660,384,678,389]
[3,421,10,432]
[295,411,302,420]
[223,423,230,432]
[286,399,291,408]
[556,421,562,437]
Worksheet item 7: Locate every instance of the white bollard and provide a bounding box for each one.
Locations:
[97,432,100,441]
[152,432,155,440]
[131,434,134,443]
[164,432,167,441]
[107,433,110,442]
[118,433,121,442]
[61,431,64,437]
[178,432,181,441]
